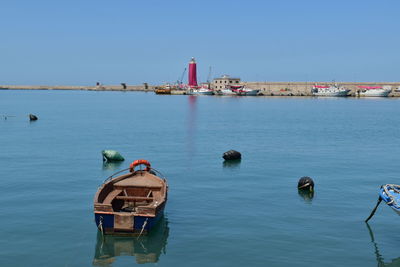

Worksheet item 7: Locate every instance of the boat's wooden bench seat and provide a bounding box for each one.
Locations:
[115,196,154,201]
[114,185,162,189]
[113,176,164,190]
[103,189,123,204]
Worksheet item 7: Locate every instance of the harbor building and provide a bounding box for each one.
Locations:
[213,75,241,89]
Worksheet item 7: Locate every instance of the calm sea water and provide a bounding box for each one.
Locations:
[1,90,400,267]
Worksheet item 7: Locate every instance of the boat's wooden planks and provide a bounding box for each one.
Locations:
[115,196,154,201]
[103,189,123,204]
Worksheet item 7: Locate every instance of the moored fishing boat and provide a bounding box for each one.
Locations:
[217,89,236,95]
[186,87,214,95]
[155,88,171,95]
[155,84,175,95]
[234,86,260,96]
[94,160,168,235]
[357,86,391,97]
[216,86,237,96]
[311,84,350,97]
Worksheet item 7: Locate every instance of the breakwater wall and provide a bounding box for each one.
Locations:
[242,82,400,96]
[2,81,400,96]
[0,84,153,91]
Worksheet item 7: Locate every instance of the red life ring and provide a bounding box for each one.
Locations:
[129,159,151,172]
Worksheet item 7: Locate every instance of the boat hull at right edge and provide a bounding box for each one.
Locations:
[357,86,392,97]
[358,89,391,97]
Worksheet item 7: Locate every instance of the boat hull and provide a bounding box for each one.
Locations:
[312,90,350,97]
[155,89,171,95]
[218,89,236,96]
[238,90,259,96]
[379,184,400,216]
[95,205,165,235]
[359,90,391,97]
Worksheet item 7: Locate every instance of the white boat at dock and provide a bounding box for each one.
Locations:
[235,87,260,96]
[186,87,214,95]
[216,86,260,96]
[311,85,350,97]
[357,86,391,97]
[217,88,237,96]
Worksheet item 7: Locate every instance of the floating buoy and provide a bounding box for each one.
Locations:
[102,150,125,162]
[297,176,314,191]
[222,150,241,161]
[29,114,38,121]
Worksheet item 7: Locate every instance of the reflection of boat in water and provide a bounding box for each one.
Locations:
[366,223,400,266]
[94,160,168,235]
[93,216,169,266]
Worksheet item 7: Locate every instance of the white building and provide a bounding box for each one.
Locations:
[212,75,241,89]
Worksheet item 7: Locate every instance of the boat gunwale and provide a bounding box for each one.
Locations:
[94,170,168,217]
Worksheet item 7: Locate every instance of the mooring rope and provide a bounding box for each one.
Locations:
[137,218,148,239]
[98,216,104,237]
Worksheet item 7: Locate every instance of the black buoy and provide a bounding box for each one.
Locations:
[29,114,38,121]
[222,150,241,161]
[297,176,314,191]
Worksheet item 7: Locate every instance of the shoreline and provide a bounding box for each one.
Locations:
[1,81,400,97]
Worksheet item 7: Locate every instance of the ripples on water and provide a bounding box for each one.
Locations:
[1,91,400,266]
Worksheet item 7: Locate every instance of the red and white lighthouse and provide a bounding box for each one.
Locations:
[188,57,198,87]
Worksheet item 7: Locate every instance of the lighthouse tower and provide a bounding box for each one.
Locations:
[188,57,198,87]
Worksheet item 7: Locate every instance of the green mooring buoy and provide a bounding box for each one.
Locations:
[102,150,125,162]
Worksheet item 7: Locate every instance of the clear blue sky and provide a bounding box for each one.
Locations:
[1,0,399,85]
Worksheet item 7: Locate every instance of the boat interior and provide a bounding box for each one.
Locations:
[95,171,167,214]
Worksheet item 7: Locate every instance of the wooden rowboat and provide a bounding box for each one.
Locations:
[94,160,168,235]
[154,87,171,94]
